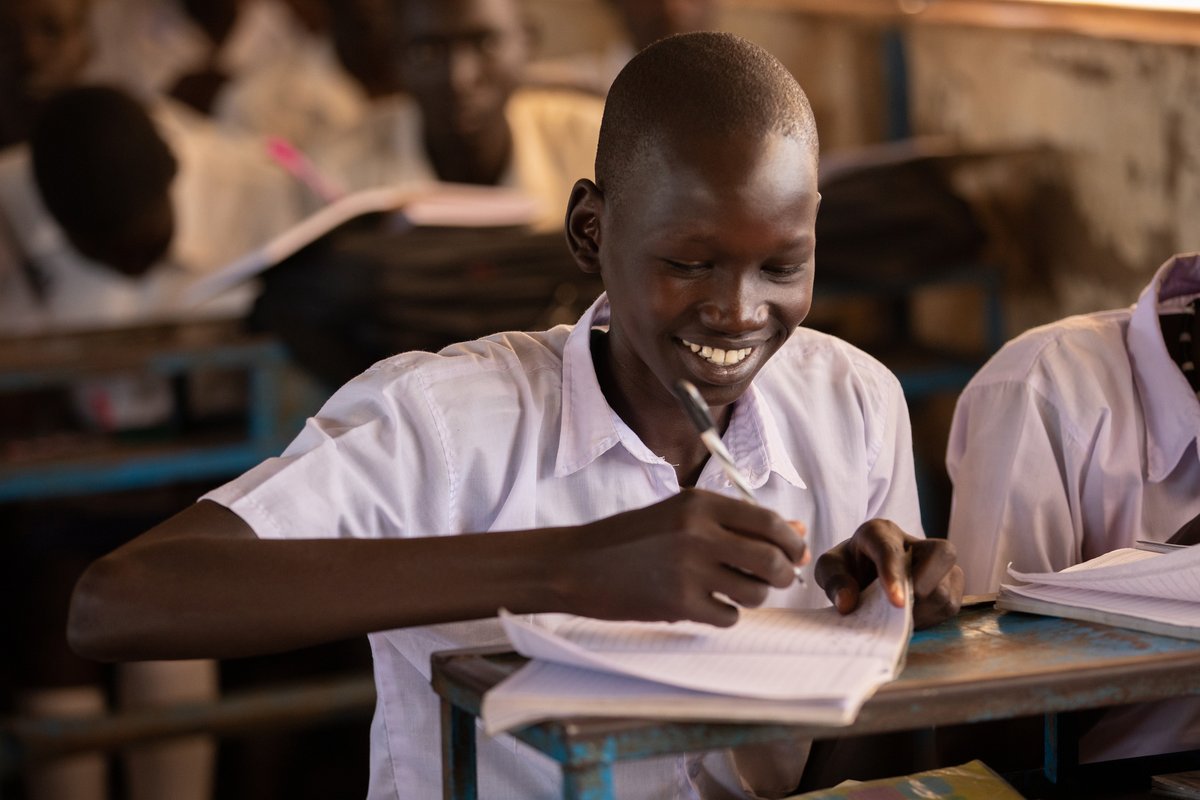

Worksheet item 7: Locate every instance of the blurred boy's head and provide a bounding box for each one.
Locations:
[394,0,529,144]
[31,85,177,276]
[327,0,405,99]
[0,0,92,101]
[567,32,820,414]
[609,0,718,51]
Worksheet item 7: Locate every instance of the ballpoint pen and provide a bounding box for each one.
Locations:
[672,378,806,586]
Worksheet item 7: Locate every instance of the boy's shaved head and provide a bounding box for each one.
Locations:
[32,84,177,275]
[596,31,816,204]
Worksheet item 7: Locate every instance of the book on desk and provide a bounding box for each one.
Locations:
[184,181,543,305]
[996,543,1200,642]
[481,582,912,735]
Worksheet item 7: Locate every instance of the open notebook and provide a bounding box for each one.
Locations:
[481,582,913,735]
[184,182,540,304]
[997,544,1200,641]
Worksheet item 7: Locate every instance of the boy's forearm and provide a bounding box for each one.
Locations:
[68,501,575,662]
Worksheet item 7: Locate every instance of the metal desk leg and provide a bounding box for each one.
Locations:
[563,760,615,800]
[1044,712,1080,788]
[441,699,477,800]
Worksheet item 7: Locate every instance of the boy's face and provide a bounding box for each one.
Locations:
[69,197,174,277]
[0,0,91,99]
[396,0,527,140]
[588,130,819,416]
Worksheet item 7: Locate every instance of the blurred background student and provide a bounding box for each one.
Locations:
[0,0,94,150]
[525,0,719,95]
[0,74,298,799]
[301,0,603,229]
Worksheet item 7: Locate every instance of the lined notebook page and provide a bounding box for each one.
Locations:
[1008,545,1200,603]
[481,658,860,735]
[498,582,912,701]
[1000,583,1200,627]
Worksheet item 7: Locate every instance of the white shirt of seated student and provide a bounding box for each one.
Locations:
[211,33,370,151]
[88,0,309,99]
[524,39,635,96]
[305,87,604,230]
[0,100,299,334]
[203,293,924,800]
[946,251,1200,761]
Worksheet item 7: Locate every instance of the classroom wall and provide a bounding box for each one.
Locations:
[523,0,1200,336]
[522,0,892,150]
[907,24,1200,331]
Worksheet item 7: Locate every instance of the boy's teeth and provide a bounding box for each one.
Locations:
[681,339,752,366]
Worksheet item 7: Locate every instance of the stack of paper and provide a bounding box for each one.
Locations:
[998,545,1200,641]
[481,583,912,735]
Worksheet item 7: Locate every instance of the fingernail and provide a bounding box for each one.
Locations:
[836,588,853,611]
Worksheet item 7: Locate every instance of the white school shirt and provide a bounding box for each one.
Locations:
[204,294,923,799]
[946,252,1200,760]
[305,88,603,230]
[88,0,308,99]
[212,35,369,151]
[524,40,636,96]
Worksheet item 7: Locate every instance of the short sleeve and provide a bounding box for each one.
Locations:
[203,358,452,541]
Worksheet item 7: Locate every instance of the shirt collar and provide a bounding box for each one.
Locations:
[723,383,808,491]
[554,294,807,490]
[554,293,624,477]
[1127,252,1200,481]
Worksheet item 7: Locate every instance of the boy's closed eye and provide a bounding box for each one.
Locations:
[662,259,711,275]
[761,262,809,280]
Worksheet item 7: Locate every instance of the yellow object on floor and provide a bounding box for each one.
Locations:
[787,759,1025,799]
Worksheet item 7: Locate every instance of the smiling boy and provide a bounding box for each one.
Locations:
[70,32,962,799]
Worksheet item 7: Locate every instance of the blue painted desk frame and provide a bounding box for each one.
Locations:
[0,319,299,501]
[430,606,1200,800]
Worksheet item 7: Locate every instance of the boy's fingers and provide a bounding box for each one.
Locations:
[717,536,798,589]
[706,494,807,564]
[813,547,863,613]
[910,538,959,598]
[852,521,909,607]
[826,577,861,614]
[788,521,811,565]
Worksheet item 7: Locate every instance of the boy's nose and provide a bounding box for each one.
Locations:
[447,43,485,92]
[697,278,769,333]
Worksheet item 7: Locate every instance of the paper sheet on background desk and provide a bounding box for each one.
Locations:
[1002,545,1200,629]
[482,583,912,735]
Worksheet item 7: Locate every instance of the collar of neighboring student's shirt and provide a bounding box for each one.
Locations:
[554,293,807,491]
[1128,252,1200,482]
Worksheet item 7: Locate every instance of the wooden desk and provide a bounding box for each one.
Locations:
[430,606,1200,800]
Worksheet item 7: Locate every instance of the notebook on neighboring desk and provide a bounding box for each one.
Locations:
[997,544,1200,642]
[481,582,912,735]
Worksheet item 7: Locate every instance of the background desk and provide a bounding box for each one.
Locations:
[431,606,1200,800]
[0,318,305,501]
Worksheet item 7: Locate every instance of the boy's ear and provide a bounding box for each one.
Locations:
[565,178,604,275]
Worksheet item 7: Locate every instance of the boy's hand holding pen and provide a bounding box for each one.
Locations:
[671,380,963,629]
[672,379,809,587]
